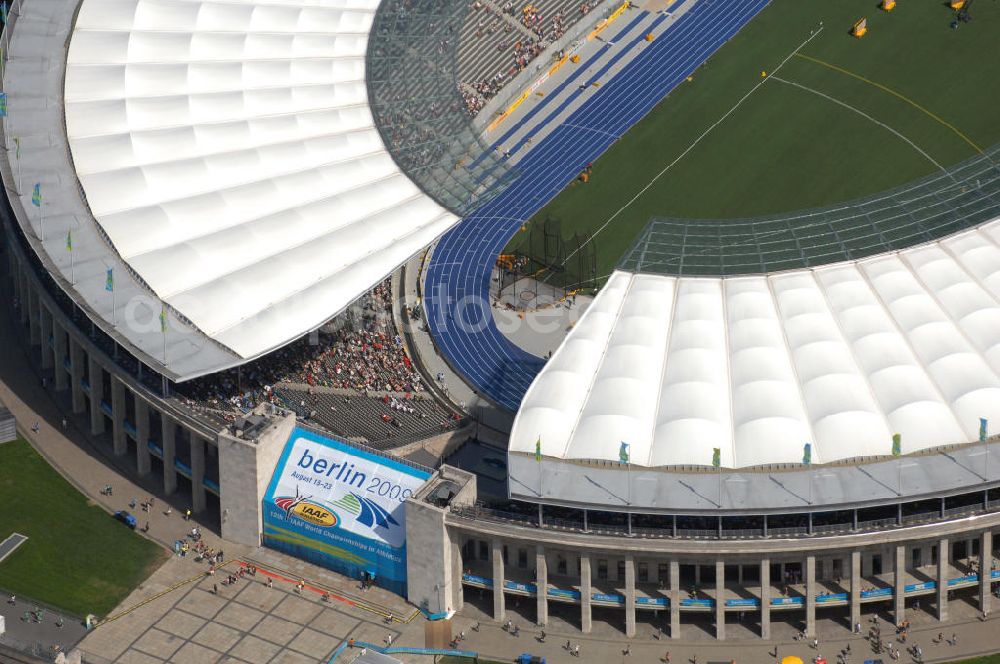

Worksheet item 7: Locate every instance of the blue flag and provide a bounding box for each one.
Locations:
[980,418,988,444]
[105,267,114,292]
[1,2,7,24]
[31,183,41,207]
[802,442,812,466]
[618,441,629,465]
[0,92,7,117]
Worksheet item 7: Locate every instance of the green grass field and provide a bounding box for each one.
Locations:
[519,0,1000,279]
[0,438,168,616]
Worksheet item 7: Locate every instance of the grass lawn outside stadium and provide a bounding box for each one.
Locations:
[517,0,1000,280]
[0,437,168,617]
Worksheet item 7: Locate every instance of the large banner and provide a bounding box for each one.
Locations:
[262,427,430,596]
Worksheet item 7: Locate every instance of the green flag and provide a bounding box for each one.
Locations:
[65,229,72,252]
[891,433,901,457]
[619,441,629,465]
[712,447,721,469]
[535,437,542,462]
[159,306,167,333]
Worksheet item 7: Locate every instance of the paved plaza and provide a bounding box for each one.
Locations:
[61,545,1000,664]
[76,556,412,664]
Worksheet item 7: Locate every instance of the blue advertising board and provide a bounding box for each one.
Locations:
[262,427,431,596]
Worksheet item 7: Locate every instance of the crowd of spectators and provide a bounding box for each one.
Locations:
[459,0,603,116]
[174,279,427,429]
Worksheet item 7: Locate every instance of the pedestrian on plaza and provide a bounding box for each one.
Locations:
[129,498,137,509]
[664,651,671,663]
[267,577,273,589]
[513,624,520,637]
[7,594,14,605]
[950,633,957,646]
[538,629,545,642]
[31,421,39,433]
[624,645,631,656]
[213,583,218,595]
[573,644,580,657]
[184,509,192,521]
[56,616,64,628]
[61,417,67,429]
[165,506,172,516]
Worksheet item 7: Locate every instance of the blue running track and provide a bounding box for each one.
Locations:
[424,0,770,412]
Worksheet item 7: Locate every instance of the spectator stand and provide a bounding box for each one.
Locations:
[464,0,624,125]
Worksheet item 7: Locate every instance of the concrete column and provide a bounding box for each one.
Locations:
[580,554,592,633]
[536,546,548,626]
[53,322,68,390]
[40,309,53,369]
[135,399,151,476]
[625,555,636,638]
[806,555,816,637]
[191,434,207,513]
[716,560,725,640]
[451,539,464,612]
[850,550,861,631]
[88,356,105,435]
[894,544,906,623]
[28,289,40,345]
[669,560,680,639]
[69,340,85,414]
[17,266,29,324]
[981,530,993,616]
[937,537,949,621]
[760,558,771,639]
[162,417,177,495]
[111,377,126,456]
[492,539,505,622]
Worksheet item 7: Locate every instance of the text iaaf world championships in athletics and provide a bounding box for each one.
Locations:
[266,507,404,562]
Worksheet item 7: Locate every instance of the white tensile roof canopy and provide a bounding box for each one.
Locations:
[511,221,1000,469]
[59,0,457,377]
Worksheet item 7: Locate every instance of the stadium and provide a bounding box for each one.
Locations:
[2,0,1000,655]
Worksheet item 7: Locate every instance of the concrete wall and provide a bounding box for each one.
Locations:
[405,466,477,613]
[405,496,456,613]
[218,413,297,546]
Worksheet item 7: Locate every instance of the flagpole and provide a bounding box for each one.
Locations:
[717,464,722,508]
[627,461,631,506]
[897,457,902,497]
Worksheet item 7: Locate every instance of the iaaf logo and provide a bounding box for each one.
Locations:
[275,485,400,532]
